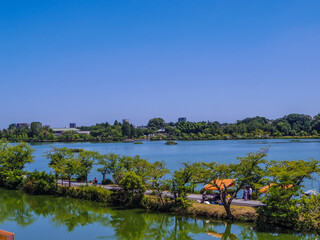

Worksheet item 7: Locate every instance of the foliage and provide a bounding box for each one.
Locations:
[116,171,146,207]
[0,141,34,171]
[2,113,320,142]
[57,185,112,203]
[256,159,320,232]
[202,148,268,219]
[45,147,99,187]
[165,140,178,145]
[20,171,57,194]
[0,169,24,189]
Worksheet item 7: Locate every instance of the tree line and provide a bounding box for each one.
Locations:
[2,113,320,142]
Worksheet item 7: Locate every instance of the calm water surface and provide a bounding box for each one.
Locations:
[26,139,320,190]
[0,188,316,240]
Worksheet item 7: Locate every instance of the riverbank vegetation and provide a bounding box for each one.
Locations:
[2,113,320,142]
[1,140,320,234]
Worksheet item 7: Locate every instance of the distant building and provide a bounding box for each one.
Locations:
[70,123,76,128]
[77,131,91,135]
[52,127,79,136]
[122,119,129,124]
[178,117,187,122]
[136,125,147,129]
[16,123,29,128]
[156,128,166,133]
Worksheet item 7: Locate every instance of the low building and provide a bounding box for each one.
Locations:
[136,125,147,129]
[156,128,166,133]
[52,128,79,136]
[16,123,29,128]
[122,119,129,124]
[178,117,187,122]
[77,131,91,135]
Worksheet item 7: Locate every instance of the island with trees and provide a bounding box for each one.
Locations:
[0,140,320,234]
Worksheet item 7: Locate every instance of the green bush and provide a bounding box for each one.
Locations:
[113,171,146,207]
[256,187,300,232]
[1,170,24,189]
[20,171,57,194]
[57,185,111,203]
[296,195,320,234]
[101,179,113,185]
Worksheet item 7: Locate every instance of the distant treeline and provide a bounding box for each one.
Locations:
[1,113,320,142]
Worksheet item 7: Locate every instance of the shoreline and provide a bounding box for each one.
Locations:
[7,136,320,144]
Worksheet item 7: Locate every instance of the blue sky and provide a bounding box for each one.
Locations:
[1,1,320,128]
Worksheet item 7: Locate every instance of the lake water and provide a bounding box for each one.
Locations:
[0,188,316,240]
[26,139,320,190]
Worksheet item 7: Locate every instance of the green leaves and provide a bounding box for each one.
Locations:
[0,140,34,172]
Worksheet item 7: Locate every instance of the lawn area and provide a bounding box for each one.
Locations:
[189,202,257,222]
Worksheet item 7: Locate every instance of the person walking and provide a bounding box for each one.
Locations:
[248,187,253,200]
[243,187,248,201]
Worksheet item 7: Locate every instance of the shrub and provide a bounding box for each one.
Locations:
[113,171,146,207]
[20,171,57,194]
[1,170,24,189]
[57,185,111,203]
[101,179,113,185]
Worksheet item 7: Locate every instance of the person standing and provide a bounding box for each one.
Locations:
[243,187,248,201]
[202,191,207,203]
[248,187,253,200]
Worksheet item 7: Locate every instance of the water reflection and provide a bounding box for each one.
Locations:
[0,188,316,240]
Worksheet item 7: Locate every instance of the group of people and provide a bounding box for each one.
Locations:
[242,186,252,201]
[201,186,253,204]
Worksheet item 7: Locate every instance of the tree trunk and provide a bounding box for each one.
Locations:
[68,177,71,187]
[224,203,234,220]
[102,173,106,181]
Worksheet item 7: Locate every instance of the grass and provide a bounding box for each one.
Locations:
[188,202,257,222]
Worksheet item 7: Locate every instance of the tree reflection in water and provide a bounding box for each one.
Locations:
[0,188,313,240]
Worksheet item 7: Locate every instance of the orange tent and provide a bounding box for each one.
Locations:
[259,183,293,193]
[204,179,235,191]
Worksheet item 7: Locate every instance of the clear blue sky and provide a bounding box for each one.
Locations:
[1,1,320,128]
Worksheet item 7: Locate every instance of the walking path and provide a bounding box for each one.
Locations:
[58,180,264,207]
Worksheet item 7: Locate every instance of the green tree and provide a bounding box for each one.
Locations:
[30,122,42,136]
[121,121,132,137]
[96,153,120,181]
[45,147,71,186]
[118,171,146,207]
[256,159,320,231]
[202,148,268,219]
[0,141,34,171]
[147,118,165,130]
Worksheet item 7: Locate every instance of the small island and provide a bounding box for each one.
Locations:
[165,140,178,145]
[134,141,143,144]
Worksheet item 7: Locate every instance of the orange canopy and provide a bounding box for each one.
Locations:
[259,183,275,193]
[204,179,235,191]
[259,183,293,193]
